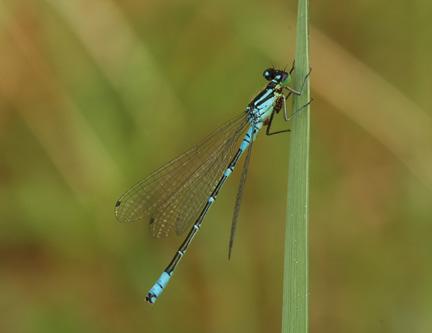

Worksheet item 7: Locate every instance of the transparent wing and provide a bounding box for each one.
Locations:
[228,139,253,259]
[115,113,249,238]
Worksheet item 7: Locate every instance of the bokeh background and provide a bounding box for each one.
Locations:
[1,0,431,332]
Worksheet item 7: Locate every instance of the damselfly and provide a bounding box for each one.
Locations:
[115,66,310,304]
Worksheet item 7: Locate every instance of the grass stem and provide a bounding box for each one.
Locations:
[282,0,311,332]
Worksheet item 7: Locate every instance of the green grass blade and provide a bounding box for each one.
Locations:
[282,0,310,332]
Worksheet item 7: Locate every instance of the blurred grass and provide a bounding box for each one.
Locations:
[0,1,431,333]
[282,0,310,332]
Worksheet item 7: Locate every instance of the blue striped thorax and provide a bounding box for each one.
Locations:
[247,68,291,124]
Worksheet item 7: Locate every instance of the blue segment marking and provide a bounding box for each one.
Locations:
[240,127,254,151]
[146,271,172,304]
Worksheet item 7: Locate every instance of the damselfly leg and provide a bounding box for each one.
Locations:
[266,69,312,136]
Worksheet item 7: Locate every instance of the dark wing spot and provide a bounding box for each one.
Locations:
[115,200,121,208]
[149,217,155,225]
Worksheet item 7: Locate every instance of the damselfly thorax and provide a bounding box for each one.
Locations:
[247,70,289,125]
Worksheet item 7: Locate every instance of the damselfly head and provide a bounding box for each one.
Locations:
[263,68,289,83]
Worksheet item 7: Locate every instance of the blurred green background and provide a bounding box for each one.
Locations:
[1,0,431,332]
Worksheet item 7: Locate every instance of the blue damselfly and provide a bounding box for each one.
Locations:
[115,66,310,304]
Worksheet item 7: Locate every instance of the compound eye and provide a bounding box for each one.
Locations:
[263,68,274,81]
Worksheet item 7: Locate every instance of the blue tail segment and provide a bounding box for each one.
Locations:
[146,271,172,304]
